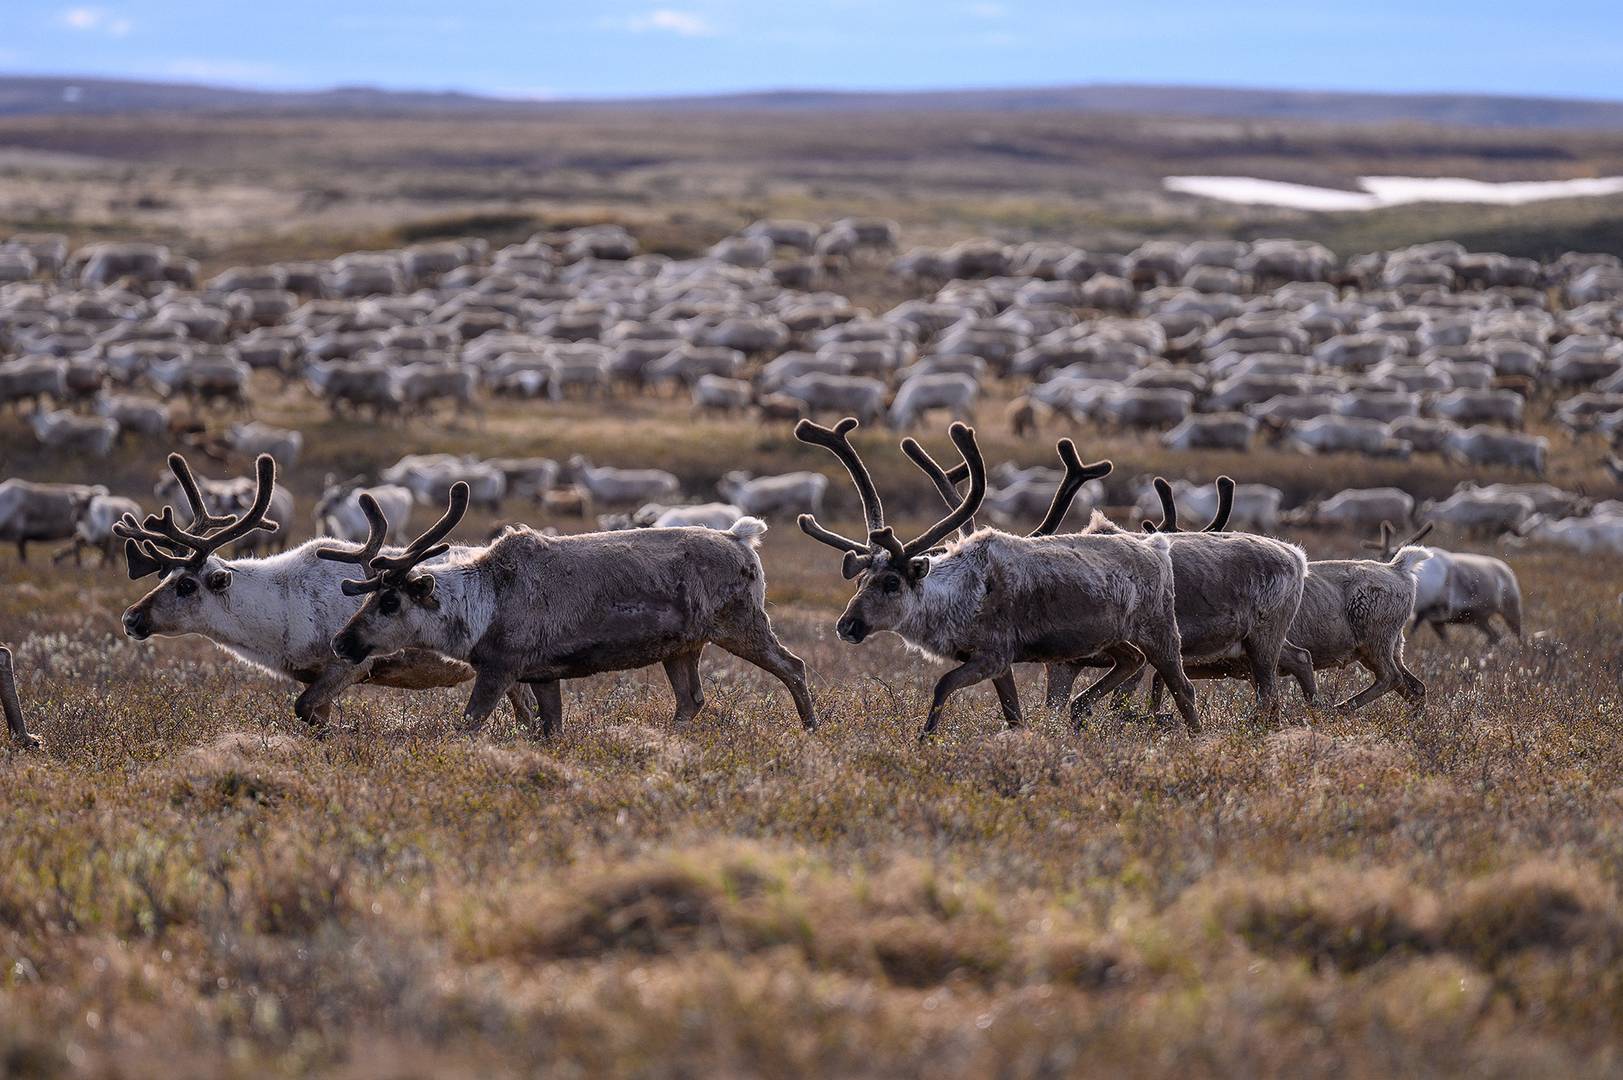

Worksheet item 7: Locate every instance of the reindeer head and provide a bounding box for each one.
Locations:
[319,482,469,664]
[117,453,280,641]
[795,418,989,643]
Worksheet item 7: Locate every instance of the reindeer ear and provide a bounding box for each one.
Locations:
[909,557,931,579]
[840,551,867,580]
[123,539,163,580]
[406,574,438,604]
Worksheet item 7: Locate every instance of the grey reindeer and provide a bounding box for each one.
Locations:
[912,452,1310,724]
[795,417,1199,739]
[1123,491,1432,713]
[322,483,817,736]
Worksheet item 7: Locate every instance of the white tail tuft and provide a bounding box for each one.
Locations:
[1390,545,1432,576]
[1081,508,1122,535]
[1145,531,1173,556]
[728,516,768,547]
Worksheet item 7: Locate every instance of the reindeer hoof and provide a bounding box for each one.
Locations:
[14,732,43,751]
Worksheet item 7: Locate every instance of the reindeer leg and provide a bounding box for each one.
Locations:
[1144,650,1200,734]
[1,646,42,749]
[1334,649,1397,712]
[662,649,706,725]
[1269,643,1315,704]
[1044,660,1083,709]
[523,680,561,738]
[711,614,817,731]
[920,654,1005,741]
[991,668,1023,728]
[507,685,537,731]
[1394,642,1425,707]
[1069,644,1147,730]
[293,662,364,733]
[461,666,517,732]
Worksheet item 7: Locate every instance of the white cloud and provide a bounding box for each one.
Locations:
[964,2,1006,17]
[60,7,132,36]
[166,59,283,84]
[607,9,716,37]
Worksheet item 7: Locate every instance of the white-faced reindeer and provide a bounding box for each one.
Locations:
[795,417,1199,739]
[321,482,817,736]
[116,453,533,730]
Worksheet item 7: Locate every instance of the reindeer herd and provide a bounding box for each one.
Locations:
[0,411,1527,750]
[4,222,1622,554]
[3,220,1621,747]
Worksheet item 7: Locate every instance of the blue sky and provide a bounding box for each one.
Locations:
[3,1,1621,101]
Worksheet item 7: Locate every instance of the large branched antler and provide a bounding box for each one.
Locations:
[896,422,986,558]
[908,436,1111,539]
[1030,440,1113,536]
[1142,476,1235,534]
[900,436,976,537]
[114,453,280,579]
[314,490,391,593]
[796,417,889,578]
[317,482,469,595]
[797,418,988,578]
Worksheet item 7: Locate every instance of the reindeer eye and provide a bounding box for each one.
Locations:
[175,577,198,597]
[379,593,401,615]
[881,575,902,594]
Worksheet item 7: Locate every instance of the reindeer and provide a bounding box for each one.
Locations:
[795,418,1199,739]
[1,479,106,561]
[53,493,143,567]
[1127,487,1429,712]
[322,483,818,736]
[916,457,1309,723]
[1365,521,1523,643]
[115,454,534,731]
[315,477,414,544]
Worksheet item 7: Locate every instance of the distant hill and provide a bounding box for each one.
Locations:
[4,75,1623,130]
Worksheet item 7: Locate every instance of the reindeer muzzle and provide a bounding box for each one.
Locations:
[332,629,374,664]
[836,615,869,644]
[122,606,153,641]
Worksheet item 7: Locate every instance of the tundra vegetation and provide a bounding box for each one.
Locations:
[2,112,1623,1075]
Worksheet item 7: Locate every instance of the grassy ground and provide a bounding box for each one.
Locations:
[3,384,1622,1077]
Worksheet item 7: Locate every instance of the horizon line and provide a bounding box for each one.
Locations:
[6,72,1623,109]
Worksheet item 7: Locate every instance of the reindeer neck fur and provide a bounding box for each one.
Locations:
[889,531,1000,660]
[171,541,347,677]
[413,553,500,661]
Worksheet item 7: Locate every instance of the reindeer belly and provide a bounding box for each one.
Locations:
[523,600,701,680]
